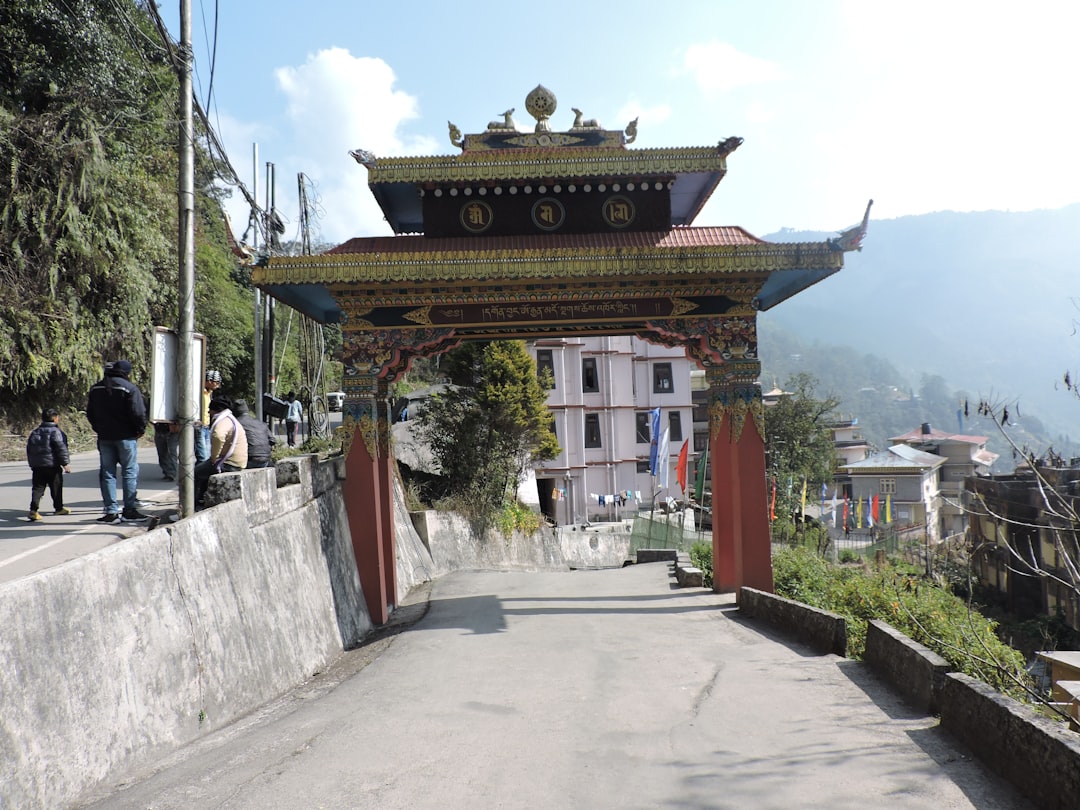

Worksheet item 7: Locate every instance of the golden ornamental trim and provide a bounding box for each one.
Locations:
[363,146,730,185]
[258,245,842,286]
[358,411,378,460]
[403,307,433,325]
[669,297,699,316]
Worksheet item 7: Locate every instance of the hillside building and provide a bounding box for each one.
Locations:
[529,336,696,525]
[967,460,1080,631]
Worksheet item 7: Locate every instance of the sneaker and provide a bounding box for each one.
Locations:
[121,510,152,523]
[54,507,71,516]
[96,513,120,523]
[28,511,41,522]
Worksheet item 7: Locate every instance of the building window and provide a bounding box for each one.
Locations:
[669,411,683,442]
[584,413,602,448]
[880,478,896,494]
[636,460,651,473]
[694,431,707,452]
[536,349,555,389]
[653,362,673,393]
[635,412,651,444]
[582,357,599,392]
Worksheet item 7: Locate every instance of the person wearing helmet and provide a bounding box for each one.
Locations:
[197,370,223,462]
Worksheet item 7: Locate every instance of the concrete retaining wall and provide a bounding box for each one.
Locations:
[737,587,848,656]
[407,511,631,581]
[0,455,370,809]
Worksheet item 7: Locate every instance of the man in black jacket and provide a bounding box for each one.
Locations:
[86,359,149,523]
[233,399,275,468]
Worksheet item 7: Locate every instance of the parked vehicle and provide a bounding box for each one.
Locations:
[327,391,345,411]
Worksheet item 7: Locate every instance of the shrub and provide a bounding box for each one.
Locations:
[772,548,1032,701]
[690,541,713,588]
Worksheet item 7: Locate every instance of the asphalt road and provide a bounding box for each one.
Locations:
[79,564,1031,810]
[0,444,181,584]
[0,413,342,585]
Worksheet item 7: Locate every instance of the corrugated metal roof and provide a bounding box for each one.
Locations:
[842,444,946,471]
[328,226,764,255]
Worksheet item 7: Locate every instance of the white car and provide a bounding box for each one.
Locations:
[327,391,345,411]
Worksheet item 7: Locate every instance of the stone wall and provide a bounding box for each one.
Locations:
[737,586,848,656]
[940,672,1080,809]
[0,455,369,809]
[737,586,1080,807]
[863,619,950,714]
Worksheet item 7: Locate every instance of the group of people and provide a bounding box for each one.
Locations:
[27,361,301,521]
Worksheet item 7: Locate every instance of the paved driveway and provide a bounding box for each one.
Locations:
[82,563,1030,809]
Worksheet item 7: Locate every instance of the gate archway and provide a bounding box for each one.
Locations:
[255,86,869,624]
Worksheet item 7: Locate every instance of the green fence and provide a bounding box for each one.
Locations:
[629,513,708,554]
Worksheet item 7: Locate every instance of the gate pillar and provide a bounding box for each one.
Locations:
[706,361,773,593]
[341,376,397,625]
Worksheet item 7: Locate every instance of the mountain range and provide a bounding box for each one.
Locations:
[755,204,1080,461]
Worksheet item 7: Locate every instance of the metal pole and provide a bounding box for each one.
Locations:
[264,162,276,396]
[253,144,263,420]
[176,0,196,517]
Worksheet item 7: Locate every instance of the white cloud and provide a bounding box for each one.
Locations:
[680,41,784,95]
[269,48,437,243]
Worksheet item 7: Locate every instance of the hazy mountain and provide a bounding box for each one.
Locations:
[757,205,1080,448]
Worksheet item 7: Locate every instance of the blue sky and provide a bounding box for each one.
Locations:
[166,0,1080,247]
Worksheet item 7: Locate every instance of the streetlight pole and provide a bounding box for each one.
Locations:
[176,0,196,517]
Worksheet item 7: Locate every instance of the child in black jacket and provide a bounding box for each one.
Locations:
[26,408,71,521]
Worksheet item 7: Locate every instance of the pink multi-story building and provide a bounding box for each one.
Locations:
[529,336,695,526]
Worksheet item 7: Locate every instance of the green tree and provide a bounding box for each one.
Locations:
[764,373,840,522]
[0,0,257,426]
[415,340,559,522]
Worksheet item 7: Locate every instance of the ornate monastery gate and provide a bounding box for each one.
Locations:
[254,86,869,624]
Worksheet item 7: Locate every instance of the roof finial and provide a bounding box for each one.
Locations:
[525,85,557,133]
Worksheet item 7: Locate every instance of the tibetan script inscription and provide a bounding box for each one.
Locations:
[425,297,686,327]
[603,195,635,228]
[460,200,493,233]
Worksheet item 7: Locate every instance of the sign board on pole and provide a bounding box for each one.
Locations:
[150,327,206,423]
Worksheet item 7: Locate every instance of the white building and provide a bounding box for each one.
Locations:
[529,336,696,526]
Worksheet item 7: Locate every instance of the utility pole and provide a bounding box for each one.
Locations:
[253,144,263,420]
[176,0,196,517]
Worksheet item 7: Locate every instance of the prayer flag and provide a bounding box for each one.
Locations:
[676,439,689,493]
[885,494,892,524]
[693,440,709,503]
[831,488,839,528]
[872,494,880,523]
[856,497,863,528]
[770,477,777,522]
[648,407,661,475]
[657,427,671,489]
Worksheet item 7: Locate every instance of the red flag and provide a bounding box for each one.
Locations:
[871,494,880,523]
[676,440,689,492]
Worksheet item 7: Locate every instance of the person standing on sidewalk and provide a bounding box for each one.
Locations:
[154,420,179,481]
[285,391,303,447]
[86,359,150,523]
[25,407,72,521]
[196,370,223,463]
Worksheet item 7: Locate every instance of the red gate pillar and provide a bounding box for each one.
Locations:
[342,383,396,625]
[707,363,773,593]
